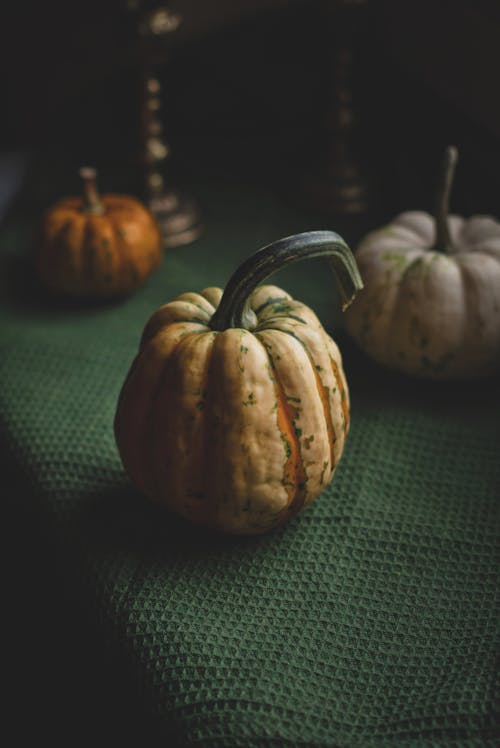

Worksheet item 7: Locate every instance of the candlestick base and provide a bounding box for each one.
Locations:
[148,189,203,248]
[303,160,369,216]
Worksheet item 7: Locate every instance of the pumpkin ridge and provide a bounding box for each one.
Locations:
[257,313,308,328]
[310,358,337,470]
[254,333,308,520]
[174,292,217,317]
[461,247,500,264]
[267,326,338,474]
[199,287,223,311]
[383,253,429,363]
[329,357,350,434]
[399,254,426,281]
[194,334,219,526]
[110,215,134,289]
[253,294,293,315]
[142,331,203,501]
[152,331,216,520]
[82,218,97,290]
[115,323,204,499]
[254,296,313,326]
[140,303,211,347]
[456,255,482,357]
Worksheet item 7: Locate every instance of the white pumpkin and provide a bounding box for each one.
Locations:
[345,147,500,379]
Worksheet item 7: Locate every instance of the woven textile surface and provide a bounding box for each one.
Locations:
[1,164,499,747]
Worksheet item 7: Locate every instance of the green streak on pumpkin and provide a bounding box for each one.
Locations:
[254,296,291,315]
[256,312,307,330]
[255,332,308,517]
[304,434,315,450]
[402,256,425,280]
[280,433,292,459]
[382,251,410,269]
[269,302,294,314]
[319,460,329,485]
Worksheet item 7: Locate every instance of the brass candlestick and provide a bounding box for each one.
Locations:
[133,2,203,247]
[303,0,370,215]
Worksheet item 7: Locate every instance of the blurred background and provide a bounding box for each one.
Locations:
[2,0,500,743]
[2,0,500,217]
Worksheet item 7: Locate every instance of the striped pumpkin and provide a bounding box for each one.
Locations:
[114,231,363,534]
[37,168,162,299]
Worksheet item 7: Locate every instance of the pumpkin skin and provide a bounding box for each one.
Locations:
[345,150,500,379]
[345,211,500,379]
[37,169,162,299]
[114,231,362,535]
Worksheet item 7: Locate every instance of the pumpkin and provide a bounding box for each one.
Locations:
[114,231,363,534]
[36,168,162,298]
[345,147,500,379]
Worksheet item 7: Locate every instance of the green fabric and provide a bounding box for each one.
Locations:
[1,161,499,747]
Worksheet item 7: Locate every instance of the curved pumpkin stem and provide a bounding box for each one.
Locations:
[79,167,105,215]
[210,230,363,332]
[433,145,458,253]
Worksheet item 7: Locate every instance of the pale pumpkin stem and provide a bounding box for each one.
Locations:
[79,167,105,215]
[210,230,363,331]
[433,145,458,252]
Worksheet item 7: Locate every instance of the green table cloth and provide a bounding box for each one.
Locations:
[2,156,499,746]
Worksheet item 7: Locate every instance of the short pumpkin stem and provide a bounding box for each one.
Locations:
[210,230,363,331]
[79,167,104,215]
[433,145,458,253]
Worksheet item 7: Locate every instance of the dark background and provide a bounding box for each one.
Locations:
[2,1,500,744]
[2,0,500,212]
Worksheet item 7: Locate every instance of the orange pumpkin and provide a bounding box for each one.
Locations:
[36,168,162,299]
